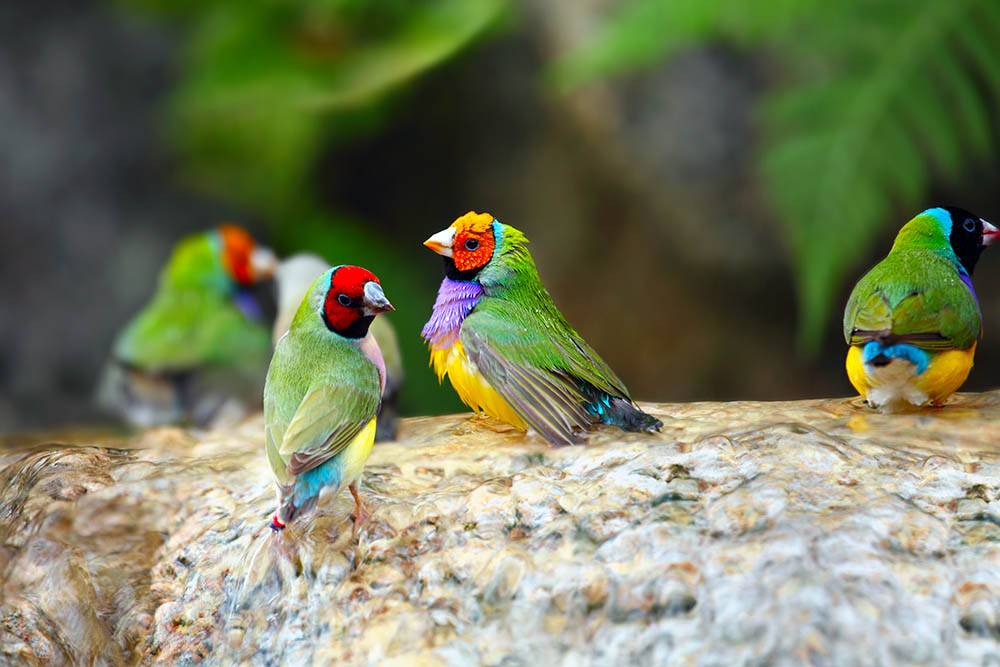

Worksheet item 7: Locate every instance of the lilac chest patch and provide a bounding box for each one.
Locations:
[421,278,483,350]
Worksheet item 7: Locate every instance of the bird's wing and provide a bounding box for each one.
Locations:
[276,380,380,477]
[460,302,630,445]
[844,256,980,350]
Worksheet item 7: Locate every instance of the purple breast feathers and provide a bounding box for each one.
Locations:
[421,278,483,350]
[959,271,980,309]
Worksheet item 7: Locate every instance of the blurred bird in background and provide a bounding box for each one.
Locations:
[844,207,999,410]
[273,254,404,441]
[98,225,278,427]
[265,266,394,532]
[422,212,662,446]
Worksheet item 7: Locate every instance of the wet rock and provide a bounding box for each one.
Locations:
[3,394,1000,663]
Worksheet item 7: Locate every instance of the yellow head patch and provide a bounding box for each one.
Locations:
[451,211,495,234]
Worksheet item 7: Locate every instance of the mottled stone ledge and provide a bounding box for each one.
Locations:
[2,394,1000,664]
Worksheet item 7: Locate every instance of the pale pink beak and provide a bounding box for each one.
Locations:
[982,219,1000,246]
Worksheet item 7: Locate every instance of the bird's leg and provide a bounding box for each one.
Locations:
[349,482,369,537]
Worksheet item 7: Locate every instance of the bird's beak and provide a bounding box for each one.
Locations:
[982,219,1000,247]
[423,227,455,258]
[363,281,394,314]
[250,247,279,280]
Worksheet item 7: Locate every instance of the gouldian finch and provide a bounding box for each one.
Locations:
[421,211,662,446]
[265,265,394,531]
[272,254,404,441]
[101,225,278,427]
[844,206,999,410]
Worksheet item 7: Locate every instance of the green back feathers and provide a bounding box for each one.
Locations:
[264,321,379,486]
[474,222,532,291]
[114,288,271,370]
[113,229,271,372]
[888,214,959,261]
[844,211,981,350]
[473,221,629,396]
[162,230,230,291]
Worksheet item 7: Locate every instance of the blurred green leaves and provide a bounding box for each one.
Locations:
[125,0,506,211]
[554,0,1000,352]
[548,0,816,90]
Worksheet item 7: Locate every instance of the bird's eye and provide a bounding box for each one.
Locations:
[464,238,480,251]
[963,218,977,232]
[337,294,352,307]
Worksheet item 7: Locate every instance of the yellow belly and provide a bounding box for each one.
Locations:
[339,417,377,490]
[429,341,527,429]
[845,343,976,407]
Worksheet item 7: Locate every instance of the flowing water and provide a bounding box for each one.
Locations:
[2,394,1000,665]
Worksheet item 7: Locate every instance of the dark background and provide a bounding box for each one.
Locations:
[2,1,999,431]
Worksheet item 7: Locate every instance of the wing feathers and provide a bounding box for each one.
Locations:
[276,382,378,477]
[844,251,980,350]
[286,422,365,476]
[463,329,596,446]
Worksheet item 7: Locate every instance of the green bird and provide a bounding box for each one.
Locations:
[421,211,662,446]
[272,254,404,441]
[100,224,278,427]
[844,206,999,410]
[265,265,394,531]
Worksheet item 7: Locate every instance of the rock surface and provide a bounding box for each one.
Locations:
[2,395,1000,665]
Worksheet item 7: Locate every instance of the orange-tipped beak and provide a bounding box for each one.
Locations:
[423,228,455,258]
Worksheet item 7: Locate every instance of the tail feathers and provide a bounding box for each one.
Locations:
[603,397,663,433]
[274,457,343,526]
[275,489,318,527]
[581,385,662,434]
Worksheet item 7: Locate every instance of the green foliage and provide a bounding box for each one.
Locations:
[548,0,816,89]
[124,0,506,211]
[553,0,1000,352]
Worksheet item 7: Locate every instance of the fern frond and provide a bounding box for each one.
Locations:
[553,0,1000,352]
